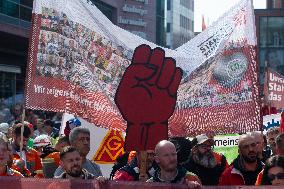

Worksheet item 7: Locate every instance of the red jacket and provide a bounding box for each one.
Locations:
[12,148,43,177]
[219,165,245,185]
[113,169,136,181]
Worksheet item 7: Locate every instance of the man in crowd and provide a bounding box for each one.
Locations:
[11,124,43,177]
[266,127,279,156]
[43,135,70,168]
[54,135,70,152]
[55,146,96,179]
[276,133,284,156]
[250,132,269,162]
[255,132,284,185]
[34,118,46,137]
[147,140,201,189]
[219,134,263,185]
[183,134,228,185]
[54,127,102,177]
[113,150,156,181]
[0,133,23,177]
[43,119,59,145]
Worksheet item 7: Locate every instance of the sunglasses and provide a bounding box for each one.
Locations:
[199,144,214,150]
[268,172,284,181]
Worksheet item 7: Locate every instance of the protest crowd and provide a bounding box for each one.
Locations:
[1,0,284,188]
[0,104,284,188]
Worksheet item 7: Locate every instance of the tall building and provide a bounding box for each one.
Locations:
[0,0,192,110]
[0,0,32,106]
[267,0,284,8]
[93,0,157,43]
[156,0,167,47]
[166,0,194,49]
[255,0,284,89]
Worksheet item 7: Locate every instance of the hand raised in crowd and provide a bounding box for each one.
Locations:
[96,176,107,183]
[185,180,202,189]
[92,176,107,189]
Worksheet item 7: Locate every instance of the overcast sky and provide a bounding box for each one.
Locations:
[194,0,266,32]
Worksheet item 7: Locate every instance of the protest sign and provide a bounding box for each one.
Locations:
[25,0,260,137]
[264,68,284,108]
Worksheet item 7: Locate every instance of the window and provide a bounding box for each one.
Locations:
[167,0,171,10]
[1,0,19,18]
[20,5,32,21]
[180,15,192,30]
[20,0,33,8]
[180,0,191,9]
[167,23,171,32]
[260,17,284,47]
[259,16,284,85]
[0,71,23,107]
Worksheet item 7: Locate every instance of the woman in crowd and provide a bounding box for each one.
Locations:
[261,155,284,185]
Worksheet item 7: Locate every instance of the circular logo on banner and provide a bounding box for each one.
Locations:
[213,52,248,88]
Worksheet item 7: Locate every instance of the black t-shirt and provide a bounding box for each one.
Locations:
[233,156,263,185]
[241,169,260,185]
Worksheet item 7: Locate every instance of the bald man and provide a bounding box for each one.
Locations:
[147,140,201,189]
[219,134,263,185]
[249,132,270,162]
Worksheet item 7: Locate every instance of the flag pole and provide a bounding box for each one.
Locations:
[20,109,26,159]
[264,60,271,115]
[138,151,148,181]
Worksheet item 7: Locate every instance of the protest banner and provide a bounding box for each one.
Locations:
[213,135,239,164]
[262,113,281,132]
[264,68,284,108]
[25,0,261,137]
[1,177,282,189]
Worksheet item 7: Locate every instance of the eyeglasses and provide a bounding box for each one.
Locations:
[268,172,284,181]
[199,144,214,150]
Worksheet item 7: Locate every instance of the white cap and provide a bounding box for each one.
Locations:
[195,134,214,145]
[0,123,9,134]
[33,134,51,147]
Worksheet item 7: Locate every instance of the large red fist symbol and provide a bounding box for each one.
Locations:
[115,44,182,151]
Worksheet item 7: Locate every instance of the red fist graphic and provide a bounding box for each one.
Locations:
[115,44,182,151]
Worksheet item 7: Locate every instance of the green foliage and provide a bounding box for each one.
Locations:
[214,146,238,164]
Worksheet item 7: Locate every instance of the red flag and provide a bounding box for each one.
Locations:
[93,130,124,164]
[202,15,207,31]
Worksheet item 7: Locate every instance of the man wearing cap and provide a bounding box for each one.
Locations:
[219,134,263,185]
[183,134,228,185]
[33,134,52,156]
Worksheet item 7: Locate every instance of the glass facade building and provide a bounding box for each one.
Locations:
[0,0,32,29]
[156,0,166,47]
[166,0,194,49]
[255,4,284,91]
[0,0,32,109]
